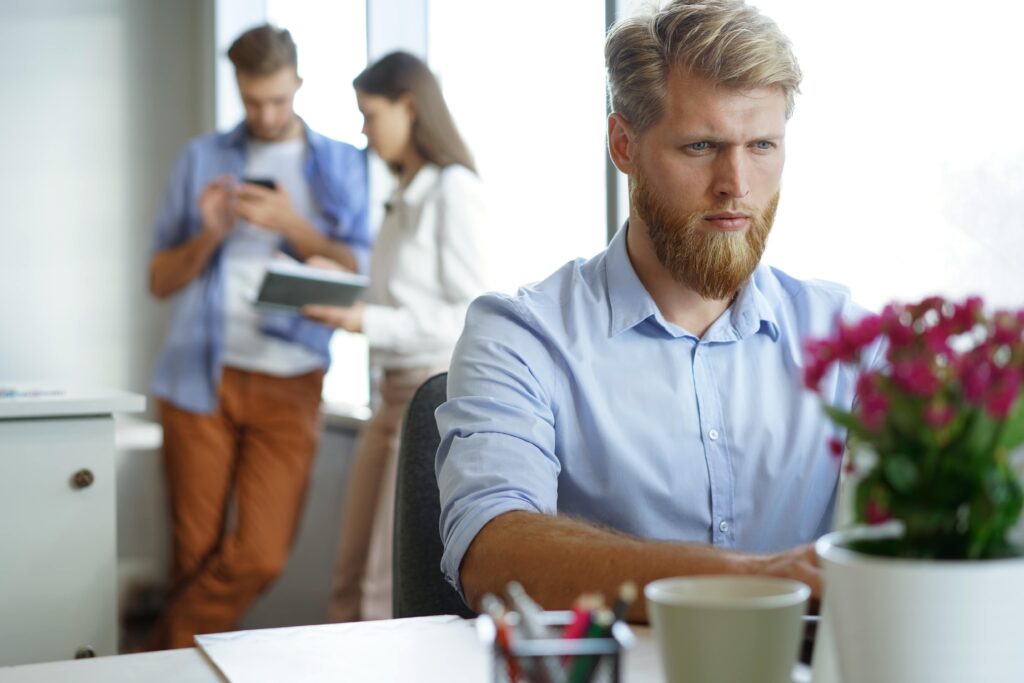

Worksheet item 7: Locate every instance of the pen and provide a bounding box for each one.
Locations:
[610,580,637,623]
[561,594,601,667]
[506,582,565,683]
[567,608,614,683]
[481,594,522,683]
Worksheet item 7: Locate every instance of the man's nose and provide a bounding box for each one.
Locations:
[712,147,750,200]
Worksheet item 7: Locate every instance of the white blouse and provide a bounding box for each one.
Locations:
[362,163,491,370]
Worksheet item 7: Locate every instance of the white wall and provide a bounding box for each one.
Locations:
[0,0,212,399]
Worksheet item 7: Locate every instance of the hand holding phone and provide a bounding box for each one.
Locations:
[241,177,277,190]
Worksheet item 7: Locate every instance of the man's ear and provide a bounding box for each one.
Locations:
[607,112,636,174]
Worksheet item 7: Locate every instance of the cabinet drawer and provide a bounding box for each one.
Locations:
[0,416,117,665]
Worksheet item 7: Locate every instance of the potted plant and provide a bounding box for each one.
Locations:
[804,295,1024,683]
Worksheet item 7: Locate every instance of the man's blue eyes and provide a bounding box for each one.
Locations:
[685,141,775,151]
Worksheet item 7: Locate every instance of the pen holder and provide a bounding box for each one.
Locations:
[477,610,634,683]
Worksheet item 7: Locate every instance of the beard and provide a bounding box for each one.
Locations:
[631,169,778,300]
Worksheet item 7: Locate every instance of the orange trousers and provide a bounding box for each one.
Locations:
[149,366,324,650]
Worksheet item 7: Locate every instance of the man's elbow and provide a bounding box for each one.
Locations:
[148,270,169,299]
[456,512,525,609]
[458,541,488,611]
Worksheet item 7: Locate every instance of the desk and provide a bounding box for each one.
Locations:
[0,617,813,683]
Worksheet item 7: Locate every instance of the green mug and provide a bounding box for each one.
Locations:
[645,576,810,683]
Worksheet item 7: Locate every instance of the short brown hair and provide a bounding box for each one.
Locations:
[227,24,298,76]
[606,0,801,133]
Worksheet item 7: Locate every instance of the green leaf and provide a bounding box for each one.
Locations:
[997,396,1024,451]
[881,453,919,494]
[955,410,1000,458]
[824,405,870,440]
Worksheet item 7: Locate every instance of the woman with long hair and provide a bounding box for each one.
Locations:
[304,51,489,621]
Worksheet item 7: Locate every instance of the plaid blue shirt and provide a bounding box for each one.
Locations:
[150,121,371,413]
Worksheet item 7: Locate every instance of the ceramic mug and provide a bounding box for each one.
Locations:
[645,575,810,683]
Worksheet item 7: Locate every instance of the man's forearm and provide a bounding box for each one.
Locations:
[460,511,816,622]
[149,230,223,299]
[283,216,359,271]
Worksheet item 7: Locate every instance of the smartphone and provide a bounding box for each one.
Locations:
[242,177,276,190]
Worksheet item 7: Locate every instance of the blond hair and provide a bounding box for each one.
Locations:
[606,0,801,132]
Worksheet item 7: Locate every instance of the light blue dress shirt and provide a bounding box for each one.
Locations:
[436,224,873,593]
[149,121,371,414]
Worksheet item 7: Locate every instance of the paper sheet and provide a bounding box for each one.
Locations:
[195,615,490,683]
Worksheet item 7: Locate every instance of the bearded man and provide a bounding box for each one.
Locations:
[435,0,870,621]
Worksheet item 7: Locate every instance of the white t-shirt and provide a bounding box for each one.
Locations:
[220,137,324,376]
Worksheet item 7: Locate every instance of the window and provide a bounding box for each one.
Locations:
[428,1,609,293]
[747,1,1024,311]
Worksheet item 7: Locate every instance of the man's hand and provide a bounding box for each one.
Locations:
[748,544,821,597]
[233,181,302,237]
[303,302,365,333]
[199,175,235,241]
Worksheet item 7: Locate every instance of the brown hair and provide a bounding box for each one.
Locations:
[354,52,476,174]
[227,24,298,76]
[606,0,801,133]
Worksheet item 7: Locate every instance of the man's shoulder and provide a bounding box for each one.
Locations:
[465,252,607,334]
[753,264,870,330]
[304,127,364,160]
[180,131,226,156]
[756,265,852,304]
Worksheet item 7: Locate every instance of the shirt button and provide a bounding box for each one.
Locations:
[708,429,719,441]
[719,520,729,533]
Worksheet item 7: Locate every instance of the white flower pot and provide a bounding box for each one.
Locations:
[815,525,1024,683]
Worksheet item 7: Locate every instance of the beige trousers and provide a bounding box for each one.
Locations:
[329,366,444,621]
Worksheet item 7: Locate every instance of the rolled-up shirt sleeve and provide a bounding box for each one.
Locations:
[435,293,562,596]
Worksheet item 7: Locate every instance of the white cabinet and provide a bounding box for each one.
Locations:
[0,384,143,666]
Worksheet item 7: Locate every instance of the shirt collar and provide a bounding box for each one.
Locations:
[606,222,662,337]
[390,163,441,206]
[605,222,780,343]
[704,266,781,343]
[219,118,319,151]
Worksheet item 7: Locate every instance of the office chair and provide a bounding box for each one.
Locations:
[392,372,476,619]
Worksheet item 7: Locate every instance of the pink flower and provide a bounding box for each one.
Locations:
[855,372,890,431]
[923,400,955,428]
[865,499,891,525]
[892,359,941,397]
[950,296,984,333]
[962,356,995,404]
[923,324,952,356]
[836,315,883,362]
[986,368,1022,419]
[804,339,838,391]
[886,319,916,349]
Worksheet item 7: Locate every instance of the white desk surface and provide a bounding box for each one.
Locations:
[0,618,655,683]
[0,648,227,683]
[0,382,144,419]
[0,617,813,683]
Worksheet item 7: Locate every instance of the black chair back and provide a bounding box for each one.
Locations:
[392,372,476,618]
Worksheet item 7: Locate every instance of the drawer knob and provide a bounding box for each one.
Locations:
[71,468,95,489]
[75,646,96,659]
